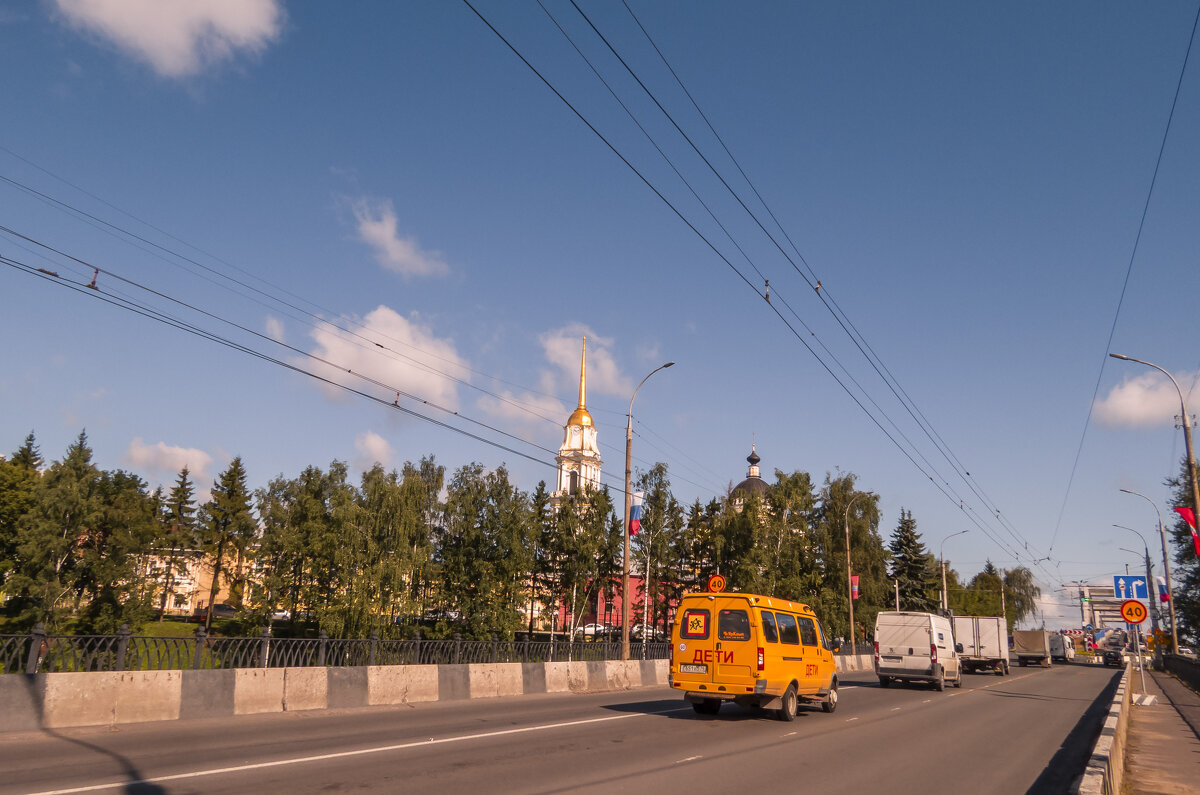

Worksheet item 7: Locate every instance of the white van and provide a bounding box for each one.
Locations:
[874,611,963,690]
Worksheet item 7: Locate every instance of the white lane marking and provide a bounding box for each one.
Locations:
[891,707,902,711]
[784,731,797,736]
[844,717,859,722]
[676,755,703,764]
[922,699,932,703]
[28,707,695,795]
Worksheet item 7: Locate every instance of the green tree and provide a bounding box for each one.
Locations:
[888,508,937,612]
[155,467,200,621]
[75,469,157,633]
[1164,457,1199,644]
[198,457,256,629]
[0,432,42,596]
[5,431,103,630]
[1002,566,1040,632]
[813,474,885,644]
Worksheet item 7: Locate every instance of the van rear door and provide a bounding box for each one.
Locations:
[711,597,756,690]
[877,612,933,674]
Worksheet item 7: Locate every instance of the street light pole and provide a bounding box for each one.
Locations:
[939,530,968,612]
[1120,487,1180,654]
[1113,524,1157,633]
[622,361,674,662]
[843,491,873,654]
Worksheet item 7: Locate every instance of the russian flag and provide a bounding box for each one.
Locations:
[1158,576,1170,603]
[629,491,644,536]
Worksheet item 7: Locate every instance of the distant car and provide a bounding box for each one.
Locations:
[270,609,291,621]
[192,603,237,622]
[631,624,666,642]
[1177,646,1196,659]
[1103,648,1124,667]
[574,623,606,637]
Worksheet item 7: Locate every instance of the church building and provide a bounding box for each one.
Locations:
[551,337,603,508]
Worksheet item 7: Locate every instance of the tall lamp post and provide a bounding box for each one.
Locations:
[1120,487,1179,654]
[1113,524,1158,633]
[939,530,969,612]
[844,491,874,655]
[622,361,674,661]
[1111,353,1198,651]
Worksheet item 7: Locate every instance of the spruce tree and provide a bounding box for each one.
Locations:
[199,457,256,629]
[888,508,936,612]
[156,467,199,620]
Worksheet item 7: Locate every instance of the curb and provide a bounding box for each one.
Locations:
[1071,663,1130,795]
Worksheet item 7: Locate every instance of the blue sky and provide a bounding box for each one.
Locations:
[3,1,1199,629]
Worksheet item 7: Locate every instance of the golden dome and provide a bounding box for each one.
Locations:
[567,406,594,428]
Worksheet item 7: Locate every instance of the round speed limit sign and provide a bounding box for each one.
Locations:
[1120,599,1147,624]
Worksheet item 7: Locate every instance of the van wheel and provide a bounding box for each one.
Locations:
[933,668,945,692]
[822,680,838,713]
[692,699,720,716]
[878,676,890,687]
[953,671,963,688]
[776,686,797,722]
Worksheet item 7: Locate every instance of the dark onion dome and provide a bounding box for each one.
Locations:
[732,446,769,499]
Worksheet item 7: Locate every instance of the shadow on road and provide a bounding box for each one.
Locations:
[39,728,168,794]
[1023,669,1122,795]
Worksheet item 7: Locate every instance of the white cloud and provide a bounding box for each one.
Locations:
[124,437,213,486]
[1094,370,1198,428]
[305,306,466,411]
[540,324,631,398]
[53,0,283,78]
[265,315,284,343]
[351,197,450,279]
[354,431,394,471]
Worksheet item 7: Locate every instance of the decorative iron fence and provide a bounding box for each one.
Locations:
[1,624,671,674]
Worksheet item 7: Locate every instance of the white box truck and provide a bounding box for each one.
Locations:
[952,615,1009,675]
[1013,629,1052,667]
[874,611,963,691]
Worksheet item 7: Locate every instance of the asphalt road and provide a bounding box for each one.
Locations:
[0,663,1119,795]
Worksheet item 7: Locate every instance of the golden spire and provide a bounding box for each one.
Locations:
[567,336,594,428]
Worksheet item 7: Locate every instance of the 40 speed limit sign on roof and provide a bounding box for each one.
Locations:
[1120,599,1148,624]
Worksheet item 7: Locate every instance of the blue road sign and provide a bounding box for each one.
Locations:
[1113,575,1148,600]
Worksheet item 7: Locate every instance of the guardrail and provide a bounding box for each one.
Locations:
[1161,652,1200,692]
[1,623,671,674]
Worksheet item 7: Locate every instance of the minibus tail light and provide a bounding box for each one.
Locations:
[757,647,765,671]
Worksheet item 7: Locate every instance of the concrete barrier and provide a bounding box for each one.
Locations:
[0,659,670,733]
[1072,664,1130,795]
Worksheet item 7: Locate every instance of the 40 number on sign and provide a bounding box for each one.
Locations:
[1120,599,1147,624]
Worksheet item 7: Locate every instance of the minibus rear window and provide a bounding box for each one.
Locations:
[681,608,710,639]
[777,613,800,645]
[718,609,751,641]
[761,611,779,643]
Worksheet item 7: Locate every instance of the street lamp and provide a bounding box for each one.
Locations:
[939,530,969,612]
[1112,524,1157,633]
[1119,487,1179,654]
[844,491,874,655]
[622,361,674,661]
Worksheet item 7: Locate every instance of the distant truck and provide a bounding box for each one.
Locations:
[1049,633,1075,663]
[1013,630,1053,667]
[952,615,1009,675]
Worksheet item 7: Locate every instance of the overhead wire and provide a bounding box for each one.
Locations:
[565,0,1050,567]
[461,0,1040,571]
[1046,0,1200,552]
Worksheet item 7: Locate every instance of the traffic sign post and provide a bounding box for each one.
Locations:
[1120,599,1151,700]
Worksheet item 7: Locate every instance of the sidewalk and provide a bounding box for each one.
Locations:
[1124,667,1200,794]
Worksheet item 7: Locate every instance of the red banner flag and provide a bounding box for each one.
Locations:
[850,574,860,600]
[1174,507,1200,556]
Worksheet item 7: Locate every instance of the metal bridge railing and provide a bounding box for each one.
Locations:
[1,624,672,674]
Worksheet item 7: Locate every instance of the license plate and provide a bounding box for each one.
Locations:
[680,664,707,674]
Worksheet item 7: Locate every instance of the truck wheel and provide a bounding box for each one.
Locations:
[776,685,797,722]
[1019,658,1027,667]
[878,676,890,688]
[822,680,838,713]
[692,699,720,716]
[933,668,945,692]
